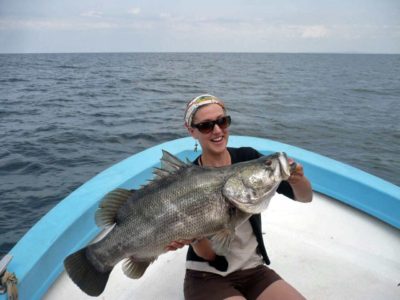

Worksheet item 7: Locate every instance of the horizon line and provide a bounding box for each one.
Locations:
[1,50,399,55]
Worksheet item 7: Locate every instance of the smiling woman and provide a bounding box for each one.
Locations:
[185,95,232,165]
[163,94,313,300]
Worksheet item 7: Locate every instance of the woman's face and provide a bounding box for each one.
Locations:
[188,104,229,155]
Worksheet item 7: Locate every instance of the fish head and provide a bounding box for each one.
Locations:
[222,152,291,214]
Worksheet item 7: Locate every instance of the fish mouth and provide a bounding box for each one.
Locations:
[289,161,297,174]
[278,152,291,180]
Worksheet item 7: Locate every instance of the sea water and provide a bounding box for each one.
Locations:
[0,52,399,255]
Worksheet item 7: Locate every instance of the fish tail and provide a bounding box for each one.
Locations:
[64,247,111,296]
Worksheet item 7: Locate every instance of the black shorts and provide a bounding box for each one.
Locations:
[184,265,282,300]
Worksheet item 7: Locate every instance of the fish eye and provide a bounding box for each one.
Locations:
[265,160,272,167]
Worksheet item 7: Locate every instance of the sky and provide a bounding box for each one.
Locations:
[0,0,399,54]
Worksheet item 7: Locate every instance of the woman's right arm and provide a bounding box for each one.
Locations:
[191,238,216,261]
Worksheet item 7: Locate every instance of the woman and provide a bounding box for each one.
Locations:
[166,94,313,300]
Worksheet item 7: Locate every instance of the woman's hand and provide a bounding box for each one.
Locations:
[164,239,194,251]
[287,158,313,203]
[287,159,305,185]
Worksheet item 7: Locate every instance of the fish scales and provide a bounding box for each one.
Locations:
[91,167,230,267]
[64,150,292,296]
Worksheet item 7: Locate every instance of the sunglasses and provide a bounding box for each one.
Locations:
[191,116,231,134]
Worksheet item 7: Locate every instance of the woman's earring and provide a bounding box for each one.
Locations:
[194,141,198,152]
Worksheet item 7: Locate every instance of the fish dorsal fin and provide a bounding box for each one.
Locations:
[95,188,134,227]
[151,150,188,179]
[152,167,170,180]
[161,150,186,171]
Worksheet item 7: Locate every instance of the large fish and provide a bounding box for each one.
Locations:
[64,150,294,296]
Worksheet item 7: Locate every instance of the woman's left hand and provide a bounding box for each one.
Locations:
[287,158,313,202]
[287,158,305,185]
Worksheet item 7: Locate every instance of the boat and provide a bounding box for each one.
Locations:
[1,136,399,300]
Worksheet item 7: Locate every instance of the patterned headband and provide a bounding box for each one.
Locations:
[184,94,225,127]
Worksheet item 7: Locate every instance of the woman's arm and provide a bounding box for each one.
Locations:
[190,238,216,261]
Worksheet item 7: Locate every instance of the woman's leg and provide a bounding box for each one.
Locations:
[256,279,306,300]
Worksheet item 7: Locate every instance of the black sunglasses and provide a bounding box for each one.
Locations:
[191,116,231,134]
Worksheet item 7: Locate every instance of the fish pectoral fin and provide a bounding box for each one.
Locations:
[122,257,156,279]
[95,188,134,227]
[210,229,235,256]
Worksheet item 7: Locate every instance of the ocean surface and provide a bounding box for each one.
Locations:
[0,52,399,256]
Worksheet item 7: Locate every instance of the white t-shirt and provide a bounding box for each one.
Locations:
[185,220,264,276]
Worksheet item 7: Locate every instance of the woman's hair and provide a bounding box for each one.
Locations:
[184,94,225,127]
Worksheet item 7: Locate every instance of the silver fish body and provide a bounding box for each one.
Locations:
[64,150,291,296]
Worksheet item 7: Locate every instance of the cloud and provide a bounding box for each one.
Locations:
[81,11,104,18]
[300,25,329,38]
[0,19,118,30]
[162,17,329,41]
[128,7,141,15]
[159,12,172,19]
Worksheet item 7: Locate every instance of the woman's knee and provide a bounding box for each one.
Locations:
[256,279,306,300]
